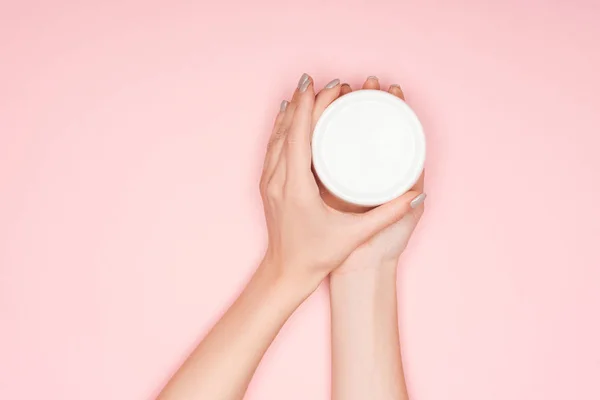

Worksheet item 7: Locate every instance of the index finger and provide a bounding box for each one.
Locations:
[286,73,316,182]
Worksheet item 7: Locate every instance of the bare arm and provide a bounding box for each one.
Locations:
[156,75,421,400]
[330,264,408,400]
[324,78,425,400]
[157,265,311,400]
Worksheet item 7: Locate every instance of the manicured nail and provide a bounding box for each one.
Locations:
[280,100,289,112]
[367,75,378,80]
[410,193,426,209]
[325,78,340,89]
[297,73,309,89]
[298,74,311,93]
[390,84,402,90]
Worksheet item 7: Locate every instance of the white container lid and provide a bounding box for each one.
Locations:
[312,90,425,207]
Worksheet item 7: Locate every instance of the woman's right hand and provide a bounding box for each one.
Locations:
[258,73,424,292]
[311,76,427,275]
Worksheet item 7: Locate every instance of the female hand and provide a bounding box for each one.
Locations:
[311,76,426,274]
[156,74,424,400]
[259,73,423,290]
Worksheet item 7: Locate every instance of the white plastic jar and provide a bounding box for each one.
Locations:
[312,90,425,207]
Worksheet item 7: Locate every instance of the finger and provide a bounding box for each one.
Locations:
[261,100,289,188]
[262,100,288,167]
[389,84,405,100]
[286,73,316,182]
[411,171,426,217]
[312,78,341,132]
[362,75,380,90]
[413,170,425,192]
[340,83,352,96]
[264,101,296,185]
[270,152,287,188]
[356,190,426,240]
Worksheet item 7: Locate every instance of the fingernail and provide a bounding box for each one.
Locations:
[280,100,289,112]
[298,74,311,93]
[410,193,426,209]
[297,73,309,89]
[367,75,378,80]
[325,78,340,89]
[390,84,405,99]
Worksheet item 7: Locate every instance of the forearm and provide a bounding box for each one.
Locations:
[330,263,408,400]
[157,263,310,400]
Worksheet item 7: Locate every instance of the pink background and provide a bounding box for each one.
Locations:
[1,1,600,399]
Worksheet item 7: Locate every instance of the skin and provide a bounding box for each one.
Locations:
[156,74,425,400]
[324,77,425,400]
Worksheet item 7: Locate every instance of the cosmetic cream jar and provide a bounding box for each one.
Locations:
[312,90,425,207]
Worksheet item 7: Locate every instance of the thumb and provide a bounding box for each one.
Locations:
[358,191,426,240]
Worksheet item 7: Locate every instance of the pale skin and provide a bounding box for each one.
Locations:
[156,74,426,400]
[330,77,424,400]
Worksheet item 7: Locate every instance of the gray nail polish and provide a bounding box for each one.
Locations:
[325,78,340,89]
[299,75,311,93]
[297,73,309,90]
[410,193,426,209]
[280,100,289,112]
[367,75,378,80]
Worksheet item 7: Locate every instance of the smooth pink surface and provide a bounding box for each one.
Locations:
[1,1,600,399]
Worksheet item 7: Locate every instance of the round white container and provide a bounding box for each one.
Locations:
[312,90,425,207]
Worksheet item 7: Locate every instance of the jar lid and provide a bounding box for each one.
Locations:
[312,90,425,207]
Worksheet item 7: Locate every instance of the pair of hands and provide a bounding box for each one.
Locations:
[259,74,426,290]
[155,73,424,400]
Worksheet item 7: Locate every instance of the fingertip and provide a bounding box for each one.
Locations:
[272,99,291,134]
[324,78,341,90]
[290,73,310,104]
[286,74,315,165]
[389,84,405,100]
[315,78,341,106]
[358,190,420,238]
[299,82,315,109]
[340,83,352,96]
[409,192,427,209]
[313,79,342,129]
[280,100,289,113]
[298,73,313,94]
[362,76,380,90]
[386,189,423,215]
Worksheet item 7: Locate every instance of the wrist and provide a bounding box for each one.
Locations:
[255,258,322,304]
[330,262,397,294]
[329,262,399,333]
[331,256,398,280]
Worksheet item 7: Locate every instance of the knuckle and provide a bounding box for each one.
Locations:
[265,183,281,201]
[259,178,268,196]
[268,128,287,149]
